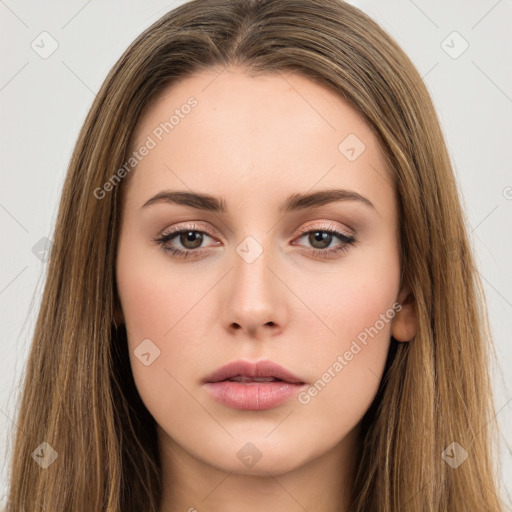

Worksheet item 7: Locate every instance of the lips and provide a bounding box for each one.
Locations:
[202,359,306,385]
[202,360,307,410]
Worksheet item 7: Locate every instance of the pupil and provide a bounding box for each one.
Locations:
[181,231,202,249]
[310,231,331,249]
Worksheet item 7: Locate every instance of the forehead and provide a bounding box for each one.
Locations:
[123,67,393,213]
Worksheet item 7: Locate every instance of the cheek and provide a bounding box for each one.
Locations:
[116,236,175,376]
[115,238,219,423]
[295,264,399,432]
[116,226,202,345]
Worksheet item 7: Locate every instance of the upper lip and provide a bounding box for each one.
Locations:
[203,359,306,384]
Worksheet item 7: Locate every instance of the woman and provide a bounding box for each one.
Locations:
[4,0,506,510]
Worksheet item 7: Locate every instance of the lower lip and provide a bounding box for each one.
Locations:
[204,380,306,410]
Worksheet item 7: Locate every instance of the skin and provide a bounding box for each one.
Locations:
[115,66,418,512]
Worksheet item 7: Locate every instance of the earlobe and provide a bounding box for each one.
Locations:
[391,287,418,342]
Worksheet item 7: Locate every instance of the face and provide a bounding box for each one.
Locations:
[115,67,407,476]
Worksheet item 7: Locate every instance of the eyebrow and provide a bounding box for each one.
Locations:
[140,188,376,213]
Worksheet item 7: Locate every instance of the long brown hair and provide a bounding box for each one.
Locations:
[5,0,505,510]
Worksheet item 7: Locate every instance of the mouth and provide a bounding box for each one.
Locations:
[202,359,306,385]
[202,359,307,410]
[222,376,286,383]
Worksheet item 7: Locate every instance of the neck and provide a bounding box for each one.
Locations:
[156,423,360,512]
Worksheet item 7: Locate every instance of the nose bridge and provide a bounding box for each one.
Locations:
[223,230,285,332]
[233,232,275,303]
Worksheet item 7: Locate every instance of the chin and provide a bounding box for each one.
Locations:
[198,433,316,476]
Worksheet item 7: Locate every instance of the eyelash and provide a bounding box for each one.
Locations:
[151,222,357,260]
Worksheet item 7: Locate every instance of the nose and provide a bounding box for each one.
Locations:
[220,238,287,339]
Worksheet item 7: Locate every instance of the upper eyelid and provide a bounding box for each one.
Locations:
[160,220,353,239]
[296,221,354,238]
[159,222,216,239]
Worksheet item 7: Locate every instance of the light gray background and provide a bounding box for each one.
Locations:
[1,0,511,508]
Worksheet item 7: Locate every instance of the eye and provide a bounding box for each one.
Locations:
[151,222,219,259]
[152,221,357,260]
[293,223,356,259]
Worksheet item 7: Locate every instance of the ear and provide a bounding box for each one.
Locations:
[391,285,418,342]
